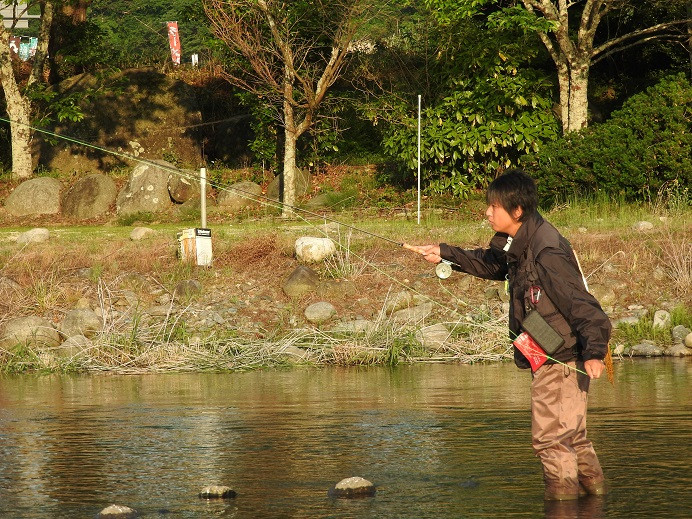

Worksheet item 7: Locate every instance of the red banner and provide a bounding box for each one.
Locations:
[167,21,181,66]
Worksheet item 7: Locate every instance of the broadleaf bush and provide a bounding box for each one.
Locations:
[523,73,691,203]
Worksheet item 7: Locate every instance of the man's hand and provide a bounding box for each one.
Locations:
[403,243,442,264]
[584,359,604,379]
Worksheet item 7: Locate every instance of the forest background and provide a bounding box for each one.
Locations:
[0,1,689,372]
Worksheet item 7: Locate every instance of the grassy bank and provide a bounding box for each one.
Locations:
[0,176,690,373]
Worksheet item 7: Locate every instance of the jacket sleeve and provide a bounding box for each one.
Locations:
[534,247,612,361]
[439,234,508,281]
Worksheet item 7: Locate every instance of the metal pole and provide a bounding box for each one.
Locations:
[200,167,207,229]
[417,95,421,225]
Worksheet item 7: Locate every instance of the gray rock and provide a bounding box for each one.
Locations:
[391,303,434,324]
[4,177,61,216]
[328,476,376,498]
[62,174,116,219]
[630,341,664,357]
[279,345,312,360]
[58,334,92,358]
[416,323,450,350]
[671,325,691,343]
[333,319,375,334]
[304,192,332,208]
[282,265,319,298]
[144,305,176,317]
[384,290,412,315]
[0,276,21,293]
[173,279,203,299]
[116,161,174,215]
[217,181,262,212]
[95,504,139,518]
[633,221,654,232]
[60,309,102,338]
[295,237,336,263]
[652,310,671,329]
[168,171,201,203]
[614,316,641,327]
[198,485,236,499]
[267,168,311,201]
[589,284,616,306]
[0,316,60,349]
[304,302,337,323]
[665,344,692,357]
[17,228,50,245]
[129,227,155,241]
[685,332,692,349]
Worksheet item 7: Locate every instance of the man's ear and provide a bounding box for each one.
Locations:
[512,207,524,221]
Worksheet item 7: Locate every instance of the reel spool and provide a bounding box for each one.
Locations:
[435,260,453,279]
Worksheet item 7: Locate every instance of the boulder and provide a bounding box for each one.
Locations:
[416,323,450,350]
[4,177,61,217]
[17,228,50,245]
[633,221,654,232]
[671,325,691,343]
[384,290,413,315]
[173,279,203,299]
[57,334,92,358]
[282,265,319,298]
[391,303,434,324]
[60,309,102,339]
[304,302,337,324]
[116,161,174,215]
[295,237,336,263]
[686,332,692,349]
[0,316,60,349]
[665,344,692,357]
[652,310,671,329]
[333,319,375,334]
[267,168,311,201]
[328,477,376,498]
[0,276,22,294]
[217,181,262,212]
[168,170,201,203]
[630,341,664,357]
[61,173,116,219]
[129,227,155,241]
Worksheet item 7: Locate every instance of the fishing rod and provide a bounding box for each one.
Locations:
[1,116,589,375]
[0,116,407,248]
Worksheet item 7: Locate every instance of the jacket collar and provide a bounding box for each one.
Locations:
[504,211,544,263]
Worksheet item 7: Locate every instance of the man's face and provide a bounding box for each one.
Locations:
[485,202,522,236]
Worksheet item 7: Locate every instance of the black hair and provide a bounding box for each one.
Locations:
[486,169,537,222]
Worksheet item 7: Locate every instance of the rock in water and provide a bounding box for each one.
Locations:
[95,504,138,518]
[328,477,376,498]
[198,485,237,499]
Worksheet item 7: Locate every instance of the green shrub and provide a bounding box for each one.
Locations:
[523,73,691,203]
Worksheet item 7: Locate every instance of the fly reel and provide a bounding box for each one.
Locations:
[435,260,453,279]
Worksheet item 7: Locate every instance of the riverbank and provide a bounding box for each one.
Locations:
[0,196,690,373]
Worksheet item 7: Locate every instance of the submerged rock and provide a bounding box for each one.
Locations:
[95,504,138,518]
[328,477,376,498]
[198,485,237,499]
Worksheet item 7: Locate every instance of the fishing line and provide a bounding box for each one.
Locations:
[1,116,405,247]
[2,116,588,374]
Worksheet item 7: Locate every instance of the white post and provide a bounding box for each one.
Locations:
[200,167,207,229]
[417,95,421,225]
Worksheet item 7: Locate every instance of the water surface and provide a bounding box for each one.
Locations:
[1,359,689,518]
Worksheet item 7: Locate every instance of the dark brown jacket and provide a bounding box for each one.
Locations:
[439,212,611,369]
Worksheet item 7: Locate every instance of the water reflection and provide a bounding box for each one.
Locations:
[0,359,689,518]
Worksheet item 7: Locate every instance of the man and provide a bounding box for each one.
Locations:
[405,169,611,500]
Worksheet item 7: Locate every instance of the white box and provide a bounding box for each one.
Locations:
[177,228,212,266]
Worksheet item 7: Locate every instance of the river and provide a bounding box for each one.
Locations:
[0,358,689,518]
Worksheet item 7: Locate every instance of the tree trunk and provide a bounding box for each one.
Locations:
[556,61,571,133]
[282,89,297,218]
[566,60,590,132]
[0,38,33,179]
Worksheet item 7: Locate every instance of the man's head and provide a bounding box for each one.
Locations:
[486,169,537,223]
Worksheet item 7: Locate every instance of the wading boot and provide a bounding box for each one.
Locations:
[579,480,607,496]
[544,486,579,501]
